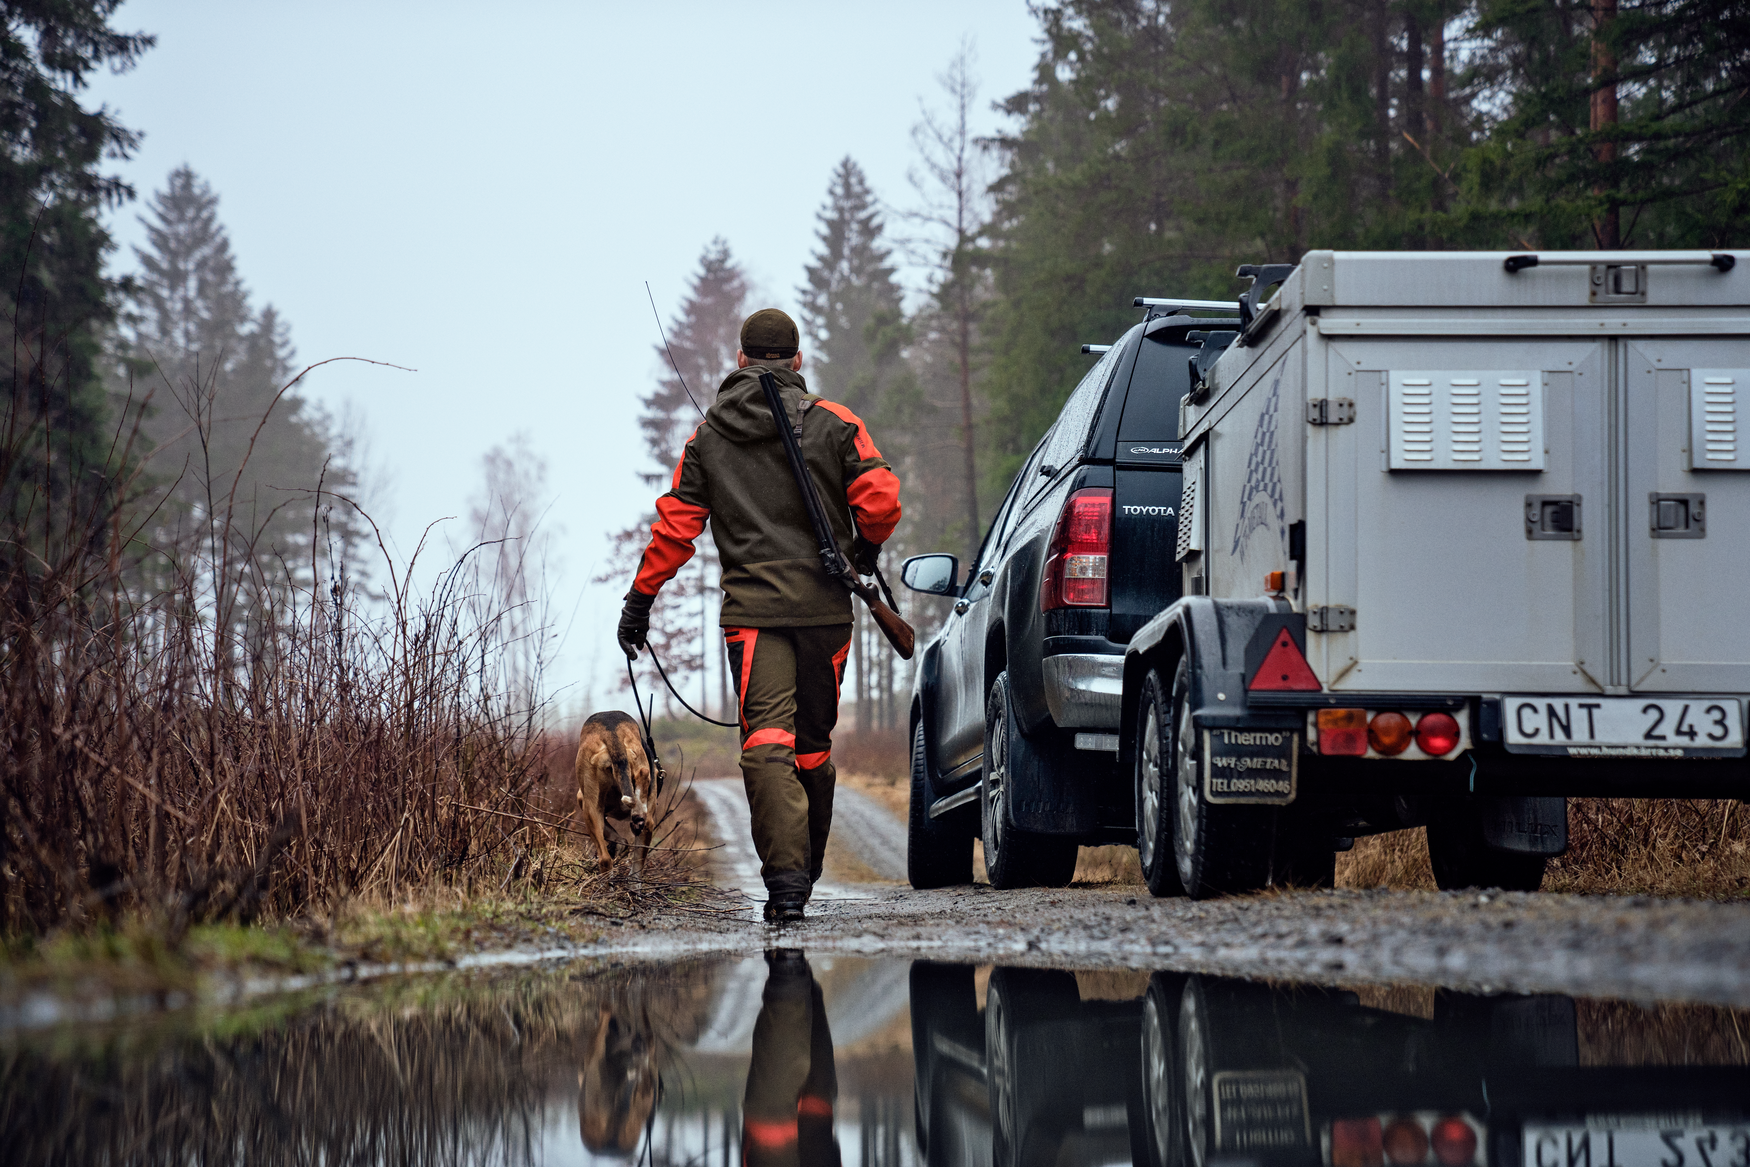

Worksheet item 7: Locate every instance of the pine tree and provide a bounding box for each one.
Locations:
[126,166,356,675]
[800,158,905,415]
[130,166,345,558]
[0,4,153,565]
[607,240,750,717]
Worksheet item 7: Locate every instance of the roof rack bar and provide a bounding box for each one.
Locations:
[1504,252,1736,273]
[1134,297,1243,310]
[1081,344,1112,355]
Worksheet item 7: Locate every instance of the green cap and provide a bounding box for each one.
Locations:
[740,308,799,360]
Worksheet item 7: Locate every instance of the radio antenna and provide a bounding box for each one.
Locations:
[646,281,707,419]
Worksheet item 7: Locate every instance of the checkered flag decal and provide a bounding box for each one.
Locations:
[1230,373,1286,554]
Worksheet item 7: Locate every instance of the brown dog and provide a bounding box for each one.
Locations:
[577,1004,658,1153]
[575,711,655,870]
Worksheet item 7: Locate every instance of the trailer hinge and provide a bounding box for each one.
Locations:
[1307,605,1356,632]
[1306,398,1355,425]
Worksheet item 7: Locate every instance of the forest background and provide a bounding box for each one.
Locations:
[2,0,1747,932]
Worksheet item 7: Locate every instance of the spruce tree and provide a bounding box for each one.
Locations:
[0,3,153,564]
[799,158,904,416]
[127,166,355,664]
[608,239,750,717]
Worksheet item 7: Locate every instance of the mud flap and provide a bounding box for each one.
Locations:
[1203,728,1299,805]
[1480,795,1568,855]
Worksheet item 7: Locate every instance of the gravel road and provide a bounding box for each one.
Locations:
[610,778,1750,1009]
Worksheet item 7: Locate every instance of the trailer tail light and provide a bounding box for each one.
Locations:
[1331,1119,1384,1167]
[1368,712,1413,755]
[1040,488,1112,610]
[1383,1120,1429,1166]
[1429,1118,1477,1167]
[1317,708,1368,755]
[1248,628,1321,691]
[1416,712,1461,757]
[1329,1115,1483,1167]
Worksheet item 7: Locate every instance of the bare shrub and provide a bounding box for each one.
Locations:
[0,355,586,936]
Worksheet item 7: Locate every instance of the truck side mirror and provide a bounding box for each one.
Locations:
[900,554,959,596]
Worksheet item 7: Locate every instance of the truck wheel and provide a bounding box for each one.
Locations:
[1169,657,1275,899]
[983,672,1080,889]
[1141,972,1188,1167]
[908,719,975,888]
[1427,802,1548,892]
[1136,668,1187,897]
[986,968,1079,1167]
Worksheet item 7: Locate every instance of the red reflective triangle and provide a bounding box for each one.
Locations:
[1248,629,1321,691]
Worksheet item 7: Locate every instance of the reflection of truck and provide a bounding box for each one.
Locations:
[910,963,1147,1167]
[1138,974,1750,1167]
[1119,250,1750,897]
[907,962,1750,1167]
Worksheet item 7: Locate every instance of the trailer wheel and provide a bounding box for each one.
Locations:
[1141,972,1188,1167]
[909,720,975,888]
[1170,657,1275,898]
[1427,801,1547,892]
[1136,668,1187,897]
[983,672,1079,889]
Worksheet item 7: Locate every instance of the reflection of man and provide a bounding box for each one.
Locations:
[743,949,840,1167]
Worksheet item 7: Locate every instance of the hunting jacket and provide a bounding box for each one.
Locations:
[631,366,902,627]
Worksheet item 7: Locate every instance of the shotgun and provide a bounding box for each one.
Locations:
[757,371,915,660]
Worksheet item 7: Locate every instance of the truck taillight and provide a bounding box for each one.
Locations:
[1040,488,1112,610]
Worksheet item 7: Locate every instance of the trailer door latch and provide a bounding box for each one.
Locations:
[1306,398,1355,425]
[1307,605,1356,632]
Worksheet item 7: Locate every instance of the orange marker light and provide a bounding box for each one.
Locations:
[1317,708,1368,755]
[1265,570,1285,593]
[1384,1119,1430,1166]
[1368,712,1414,756]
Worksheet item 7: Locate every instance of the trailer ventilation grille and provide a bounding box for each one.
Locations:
[1690,370,1745,469]
[1176,470,1199,560]
[1388,370,1544,471]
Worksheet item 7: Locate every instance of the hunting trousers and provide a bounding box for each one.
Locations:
[742,952,839,1167]
[723,623,851,899]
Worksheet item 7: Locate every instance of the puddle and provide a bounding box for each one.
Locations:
[3,955,1746,1165]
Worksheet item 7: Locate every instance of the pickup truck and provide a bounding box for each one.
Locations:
[1119,250,1750,897]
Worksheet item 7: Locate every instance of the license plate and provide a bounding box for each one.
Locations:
[1503,696,1745,757]
[1523,1123,1750,1167]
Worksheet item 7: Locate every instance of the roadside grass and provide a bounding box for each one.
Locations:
[1336,799,1750,899]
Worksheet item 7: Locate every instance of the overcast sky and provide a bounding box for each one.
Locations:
[88,0,1041,717]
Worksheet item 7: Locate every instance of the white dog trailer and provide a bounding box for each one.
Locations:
[1120,250,1749,898]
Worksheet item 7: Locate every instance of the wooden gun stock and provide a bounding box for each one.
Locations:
[850,578,915,660]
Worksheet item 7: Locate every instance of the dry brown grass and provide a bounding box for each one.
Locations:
[0,365,727,940]
[1336,800,1750,898]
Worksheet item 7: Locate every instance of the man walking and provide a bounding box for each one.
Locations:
[618,308,902,923]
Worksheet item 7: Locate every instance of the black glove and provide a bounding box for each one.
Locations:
[852,535,881,577]
[618,590,654,659]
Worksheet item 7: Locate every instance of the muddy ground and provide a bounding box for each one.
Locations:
[580,778,1750,1009]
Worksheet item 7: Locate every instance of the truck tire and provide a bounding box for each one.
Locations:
[986,967,1080,1167]
[1141,972,1189,1167]
[1169,657,1275,899]
[1427,801,1548,892]
[908,719,975,888]
[1136,668,1188,898]
[983,672,1080,889]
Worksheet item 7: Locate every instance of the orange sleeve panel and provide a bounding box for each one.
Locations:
[812,399,903,544]
[845,467,901,543]
[632,439,709,596]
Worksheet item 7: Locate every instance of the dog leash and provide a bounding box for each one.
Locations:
[624,648,743,794]
[624,656,669,795]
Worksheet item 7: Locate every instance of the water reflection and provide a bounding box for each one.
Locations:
[1,956,1745,1166]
